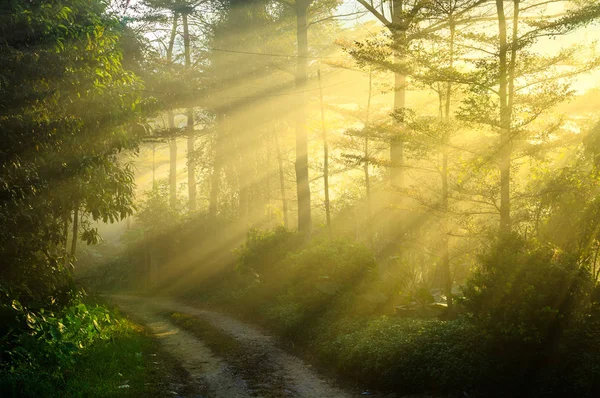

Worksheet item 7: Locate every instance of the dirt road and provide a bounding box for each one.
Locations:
[110,295,357,398]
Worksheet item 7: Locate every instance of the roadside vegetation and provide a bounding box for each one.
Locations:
[0,292,189,397]
[3,0,600,396]
[111,210,600,397]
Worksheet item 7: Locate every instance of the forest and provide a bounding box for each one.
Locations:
[2,0,600,397]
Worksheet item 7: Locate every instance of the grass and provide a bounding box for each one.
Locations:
[61,320,161,397]
[1,301,195,398]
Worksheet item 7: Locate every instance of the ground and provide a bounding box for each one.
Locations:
[110,295,361,398]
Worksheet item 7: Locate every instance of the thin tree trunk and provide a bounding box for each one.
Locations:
[390,0,406,189]
[209,112,224,218]
[63,214,70,268]
[167,12,178,61]
[186,108,196,212]
[169,113,177,208]
[365,68,373,247]
[496,0,511,233]
[167,13,178,208]
[152,142,156,186]
[592,241,599,282]
[294,1,312,234]
[274,130,289,229]
[182,13,196,212]
[317,68,331,237]
[63,216,69,252]
[70,202,79,256]
[236,133,249,226]
[266,137,273,225]
[441,16,456,314]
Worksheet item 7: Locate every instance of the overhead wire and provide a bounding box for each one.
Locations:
[142,79,355,99]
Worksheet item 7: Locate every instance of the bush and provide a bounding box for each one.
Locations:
[313,315,488,393]
[234,227,303,279]
[460,235,600,395]
[254,238,378,337]
[462,235,591,344]
[0,290,149,397]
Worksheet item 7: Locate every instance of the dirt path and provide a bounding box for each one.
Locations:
[110,295,355,398]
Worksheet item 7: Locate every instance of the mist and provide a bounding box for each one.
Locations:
[3,1,600,397]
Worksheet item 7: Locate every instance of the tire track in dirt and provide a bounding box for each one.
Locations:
[111,295,353,398]
[112,296,251,398]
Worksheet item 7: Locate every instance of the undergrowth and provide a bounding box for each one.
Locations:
[0,291,167,397]
[184,229,600,398]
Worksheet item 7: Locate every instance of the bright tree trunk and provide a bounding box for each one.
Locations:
[390,0,406,189]
[274,130,289,229]
[209,112,224,218]
[441,17,456,313]
[167,13,178,208]
[294,1,312,233]
[317,68,331,236]
[70,202,79,256]
[169,112,177,208]
[496,0,512,233]
[365,69,373,247]
[182,13,196,212]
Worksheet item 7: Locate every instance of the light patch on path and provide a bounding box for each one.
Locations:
[113,296,251,398]
[111,295,353,398]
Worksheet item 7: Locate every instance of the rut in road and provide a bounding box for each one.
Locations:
[111,295,353,398]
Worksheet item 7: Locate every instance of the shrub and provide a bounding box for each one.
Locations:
[234,227,303,279]
[313,315,488,393]
[462,235,591,344]
[460,234,599,394]
[0,291,138,396]
[257,239,378,336]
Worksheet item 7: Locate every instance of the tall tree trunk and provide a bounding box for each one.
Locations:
[151,142,156,186]
[496,0,511,233]
[365,68,373,247]
[294,0,312,233]
[167,12,178,61]
[209,112,225,218]
[441,17,456,314]
[182,13,196,212]
[236,133,249,226]
[317,68,331,236]
[63,213,70,267]
[186,108,196,212]
[70,202,79,256]
[63,216,69,251]
[274,130,289,229]
[168,113,177,208]
[390,0,406,189]
[168,13,178,208]
[266,137,273,225]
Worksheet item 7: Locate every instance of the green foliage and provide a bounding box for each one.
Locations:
[232,231,380,336]
[0,0,143,300]
[189,231,600,397]
[234,227,303,278]
[0,292,158,397]
[314,315,486,393]
[456,235,600,395]
[461,235,591,344]
[134,182,185,236]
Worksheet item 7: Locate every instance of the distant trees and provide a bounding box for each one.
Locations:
[127,0,600,289]
[275,0,340,233]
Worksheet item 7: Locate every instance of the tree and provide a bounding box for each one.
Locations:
[457,0,600,234]
[353,0,480,188]
[290,0,315,233]
[0,0,143,300]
